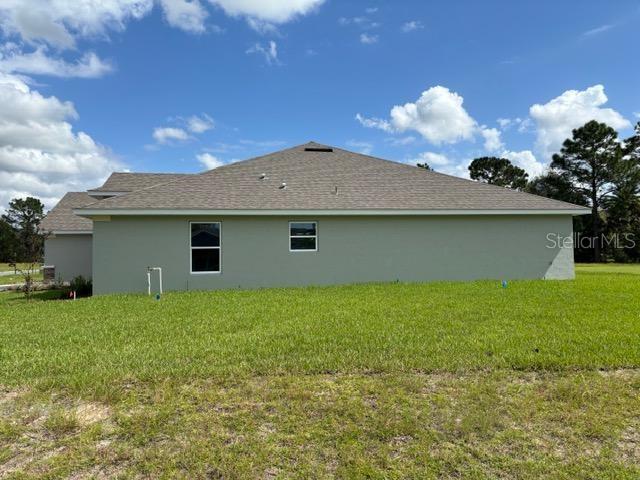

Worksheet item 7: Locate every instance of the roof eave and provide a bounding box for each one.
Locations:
[74,208,590,217]
[49,230,93,235]
[87,190,128,197]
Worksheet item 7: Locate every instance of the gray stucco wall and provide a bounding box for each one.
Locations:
[44,234,92,282]
[92,215,574,295]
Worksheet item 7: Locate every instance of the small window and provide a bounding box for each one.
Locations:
[289,221,317,251]
[190,222,221,273]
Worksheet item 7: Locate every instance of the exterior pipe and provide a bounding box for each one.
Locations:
[146,267,163,295]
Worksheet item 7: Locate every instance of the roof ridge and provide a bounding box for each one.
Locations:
[107,171,193,175]
[199,143,309,174]
[76,142,588,213]
[328,144,584,210]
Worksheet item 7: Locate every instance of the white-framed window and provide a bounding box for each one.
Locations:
[289,221,317,252]
[190,222,221,273]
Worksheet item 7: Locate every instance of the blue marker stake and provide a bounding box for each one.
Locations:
[501,280,508,289]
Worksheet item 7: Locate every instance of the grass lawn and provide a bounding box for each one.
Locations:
[0,272,44,286]
[1,271,639,478]
[0,263,41,273]
[576,262,640,275]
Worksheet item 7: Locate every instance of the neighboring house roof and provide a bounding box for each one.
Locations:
[89,172,193,193]
[41,192,95,233]
[44,173,196,233]
[77,142,588,215]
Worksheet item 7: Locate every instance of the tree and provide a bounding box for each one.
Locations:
[1,197,46,296]
[0,219,18,263]
[468,157,529,190]
[605,122,640,261]
[604,156,640,261]
[550,120,621,262]
[525,171,588,206]
[624,122,640,160]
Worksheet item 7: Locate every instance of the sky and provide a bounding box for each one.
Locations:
[0,0,639,210]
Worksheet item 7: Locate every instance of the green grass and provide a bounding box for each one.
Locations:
[0,263,41,272]
[1,271,639,478]
[0,272,44,286]
[576,262,640,275]
[2,273,639,392]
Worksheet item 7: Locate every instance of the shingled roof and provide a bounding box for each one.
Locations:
[89,172,192,193]
[44,173,196,233]
[41,192,94,233]
[76,142,588,214]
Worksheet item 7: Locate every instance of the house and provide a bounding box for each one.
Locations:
[42,142,588,295]
[41,173,192,282]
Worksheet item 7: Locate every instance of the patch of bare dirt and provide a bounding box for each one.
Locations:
[75,402,111,426]
[618,424,640,462]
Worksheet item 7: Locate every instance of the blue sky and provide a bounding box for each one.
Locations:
[0,0,639,208]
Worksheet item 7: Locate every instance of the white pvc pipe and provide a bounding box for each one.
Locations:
[147,267,163,296]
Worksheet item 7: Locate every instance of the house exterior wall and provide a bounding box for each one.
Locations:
[92,215,574,295]
[44,234,92,282]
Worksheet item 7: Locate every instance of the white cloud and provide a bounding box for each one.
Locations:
[355,113,392,132]
[0,0,154,50]
[152,113,213,145]
[339,15,380,30]
[401,20,423,32]
[409,151,450,166]
[207,0,324,23]
[246,17,279,35]
[187,113,214,133]
[365,7,378,14]
[480,127,504,152]
[0,0,325,50]
[385,135,416,146]
[529,84,631,158]
[634,112,640,119]
[500,150,545,177]
[159,0,209,33]
[357,86,479,145]
[196,152,223,169]
[0,72,121,210]
[516,118,532,132]
[152,127,190,144]
[389,86,477,145]
[0,0,324,54]
[246,40,279,64]
[0,45,113,78]
[499,117,532,133]
[583,24,613,36]
[345,140,373,155]
[438,159,472,178]
[359,33,378,44]
[497,118,512,129]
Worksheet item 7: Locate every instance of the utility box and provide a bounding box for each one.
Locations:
[43,265,55,283]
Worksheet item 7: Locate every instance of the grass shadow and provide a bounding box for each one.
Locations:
[1,289,67,305]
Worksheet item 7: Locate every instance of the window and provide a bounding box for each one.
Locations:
[190,222,220,273]
[289,221,317,251]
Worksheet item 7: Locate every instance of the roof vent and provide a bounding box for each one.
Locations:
[304,147,333,152]
[279,182,287,190]
[259,173,267,180]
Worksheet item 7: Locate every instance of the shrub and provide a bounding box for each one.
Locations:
[69,275,92,297]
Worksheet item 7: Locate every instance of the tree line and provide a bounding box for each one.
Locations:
[429,120,640,262]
